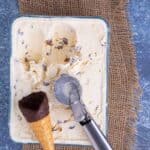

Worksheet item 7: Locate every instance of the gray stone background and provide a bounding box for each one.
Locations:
[0,0,149,149]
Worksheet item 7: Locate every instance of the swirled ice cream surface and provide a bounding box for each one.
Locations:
[10,17,109,145]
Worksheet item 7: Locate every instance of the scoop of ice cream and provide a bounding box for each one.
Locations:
[42,24,80,65]
[52,23,77,48]
[17,24,44,63]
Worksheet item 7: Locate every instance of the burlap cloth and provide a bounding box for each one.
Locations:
[18,0,141,149]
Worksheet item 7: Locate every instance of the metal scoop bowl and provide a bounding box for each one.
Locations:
[54,74,112,150]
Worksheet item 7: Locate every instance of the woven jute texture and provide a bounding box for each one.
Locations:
[18,0,141,150]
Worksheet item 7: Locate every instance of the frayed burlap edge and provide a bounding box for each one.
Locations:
[108,0,142,149]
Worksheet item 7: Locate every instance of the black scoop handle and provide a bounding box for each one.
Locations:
[82,120,112,150]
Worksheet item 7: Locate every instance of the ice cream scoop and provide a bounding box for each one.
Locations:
[54,74,112,150]
[18,92,54,150]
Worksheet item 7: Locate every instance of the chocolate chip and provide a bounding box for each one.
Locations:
[56,45,63,49]
[69,125,75,129]
[70,57,77,65]
[52,125,57,131]
[17,115,22,121]
[76,72,81,75]
[62,37,68,45]
[52,125,62,132]
[95,106,99,111]
[58,127,62,132]
[46,39,53,46]
[17,29,24,35]
[64,57,70,62]
[25,51,28,55]
[65,107,70,110]
[25,45,28,49]
[57,120,63,124]
[24,57,28,62]
[43,81,50,86]
[14,85,16,89]
[42,64,47,71]
[88,54,92,57]
[63,120,68,123]
[88,53,93,60]
[46,52,50,56]
[21,41,24,45]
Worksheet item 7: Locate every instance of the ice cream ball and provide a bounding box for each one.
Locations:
[16,24,44,63]
[51,23,77,48]
[42,24,80,65]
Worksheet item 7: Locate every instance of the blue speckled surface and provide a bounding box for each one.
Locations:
[0,0,149,149]
[128,0,150,149]
[0,0,22,150]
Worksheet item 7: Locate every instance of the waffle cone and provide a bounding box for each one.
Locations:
[30,115,54,150]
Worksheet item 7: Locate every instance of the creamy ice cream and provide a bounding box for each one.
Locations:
[10,17,109,145]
